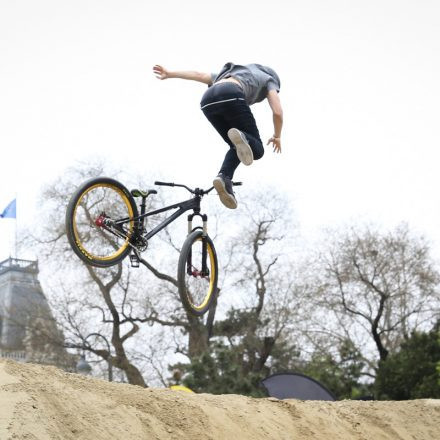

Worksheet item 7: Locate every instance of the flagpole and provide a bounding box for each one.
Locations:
[14,198,17,258]
[0,198,17,259]
[14,195,17,258]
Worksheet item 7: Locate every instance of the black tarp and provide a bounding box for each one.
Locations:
[261,372,336,401]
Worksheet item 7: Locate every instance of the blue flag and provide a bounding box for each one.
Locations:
[0,199,16,218]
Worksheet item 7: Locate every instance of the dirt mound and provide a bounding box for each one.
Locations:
[1,359,439,440]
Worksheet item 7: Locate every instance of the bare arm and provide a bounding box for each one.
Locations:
[266,89,284,153]
[153,65,212,85]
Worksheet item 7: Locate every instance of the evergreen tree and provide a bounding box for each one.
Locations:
[375,321,440,400]
[299,339,371,400]
[175,309,301,397]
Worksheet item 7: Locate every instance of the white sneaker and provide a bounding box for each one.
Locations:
[227,128,254,166]
[213,174,237,209]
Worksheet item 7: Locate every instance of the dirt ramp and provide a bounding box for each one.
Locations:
[1,360,439,440]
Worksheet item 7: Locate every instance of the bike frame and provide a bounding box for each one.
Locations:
[115,189,209,245]
[138,196,207,240]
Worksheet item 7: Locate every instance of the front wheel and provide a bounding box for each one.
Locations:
[66,177,139,267]
[177,230,218,316]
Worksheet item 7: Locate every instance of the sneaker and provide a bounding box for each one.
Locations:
[227,128,254,166]
[213,174,238,209]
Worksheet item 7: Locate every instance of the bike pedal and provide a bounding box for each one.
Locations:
[130,254,140,268]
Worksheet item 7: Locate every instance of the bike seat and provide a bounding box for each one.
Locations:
[131,189,157,198]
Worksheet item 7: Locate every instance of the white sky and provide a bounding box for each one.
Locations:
[1,0,440,261]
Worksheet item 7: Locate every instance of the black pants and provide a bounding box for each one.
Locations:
[201,82,264,179]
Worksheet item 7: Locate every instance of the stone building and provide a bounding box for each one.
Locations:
[0,257,73,369]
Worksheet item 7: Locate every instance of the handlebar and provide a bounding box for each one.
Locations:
[154,181,193,193]
[154,180,242,194]
[154,181,175,187]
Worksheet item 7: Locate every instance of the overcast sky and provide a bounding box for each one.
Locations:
[1,0,439,261]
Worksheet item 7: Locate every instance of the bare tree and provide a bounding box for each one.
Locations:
[208,190,306,376]
[24,160,305,388]
[24,160,234,384]
[24,161,157,385]
[309,223,440,373]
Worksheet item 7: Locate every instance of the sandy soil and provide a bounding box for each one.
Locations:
[1,359,439,440]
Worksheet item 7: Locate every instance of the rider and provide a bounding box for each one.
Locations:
[153,62,283,209]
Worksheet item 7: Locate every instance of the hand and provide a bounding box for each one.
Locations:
[153,64,169,80]
[267,136,281,153]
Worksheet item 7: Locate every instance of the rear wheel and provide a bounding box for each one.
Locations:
[177,230,218,316]
[66,177,138,267]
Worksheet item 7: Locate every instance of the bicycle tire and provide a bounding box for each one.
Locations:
[177,229,218,316]
[66,177,139,267]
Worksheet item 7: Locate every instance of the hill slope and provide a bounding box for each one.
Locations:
[1,359,439,440]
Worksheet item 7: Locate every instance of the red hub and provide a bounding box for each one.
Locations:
[191,270,208,279]
[95,214,106,227]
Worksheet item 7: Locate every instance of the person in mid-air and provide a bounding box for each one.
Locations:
[153,62,283,209]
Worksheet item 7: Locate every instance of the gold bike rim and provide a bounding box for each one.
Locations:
[72,183,134,262]
[186,237,216,311]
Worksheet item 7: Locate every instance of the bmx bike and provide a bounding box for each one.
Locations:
[65,177,241,316]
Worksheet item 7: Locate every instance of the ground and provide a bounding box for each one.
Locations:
[1,359,439,440]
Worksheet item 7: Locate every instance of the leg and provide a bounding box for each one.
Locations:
[225,100,265,160]
[200,82,263,177]
[202,110,240,179]
[202,109,239,209]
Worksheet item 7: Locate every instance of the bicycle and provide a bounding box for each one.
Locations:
[65,176,241,316]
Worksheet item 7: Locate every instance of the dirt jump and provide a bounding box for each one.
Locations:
[1,359,439,440]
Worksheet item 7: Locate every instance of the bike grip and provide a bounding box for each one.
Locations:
[154,181,174,187]
[232,181,243,186]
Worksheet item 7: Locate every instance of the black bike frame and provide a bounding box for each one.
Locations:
[129,195,204,242]
[111,181,241,246]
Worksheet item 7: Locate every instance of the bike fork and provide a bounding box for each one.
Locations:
[186,213,209,277]
[201,236,208,275]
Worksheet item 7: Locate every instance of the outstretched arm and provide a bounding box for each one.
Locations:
[266,89,283,153]
[153,65,213,85]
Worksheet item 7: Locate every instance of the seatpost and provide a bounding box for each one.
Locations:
[138,196,148,232]
[140,196,147,215]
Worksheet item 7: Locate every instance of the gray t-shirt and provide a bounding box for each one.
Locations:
[211,63,280,106]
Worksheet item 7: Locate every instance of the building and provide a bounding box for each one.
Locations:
[0,257,73,368]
